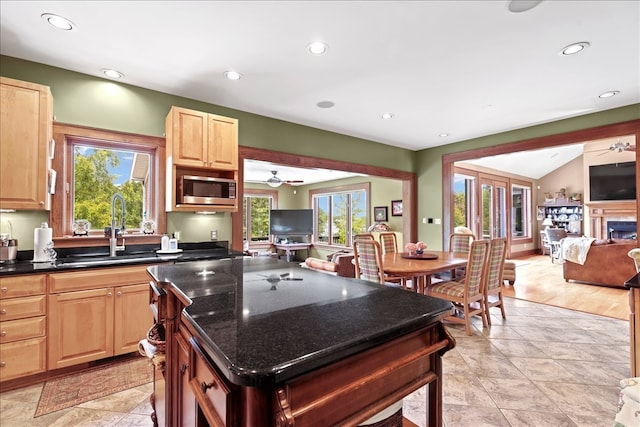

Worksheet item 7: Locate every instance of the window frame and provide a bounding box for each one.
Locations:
[51,123,165,240]
[309,182,370,249]
[243,188,278,249]
[510,180,533,241]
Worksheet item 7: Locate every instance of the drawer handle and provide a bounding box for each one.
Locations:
[180,363,188,376]
[201,380,217,393]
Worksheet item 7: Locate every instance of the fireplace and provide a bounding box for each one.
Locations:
[607,221,637,240]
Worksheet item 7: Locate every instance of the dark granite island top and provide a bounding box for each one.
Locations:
[147,257,456,426]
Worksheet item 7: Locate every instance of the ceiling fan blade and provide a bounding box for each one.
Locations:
[284,180,304,184]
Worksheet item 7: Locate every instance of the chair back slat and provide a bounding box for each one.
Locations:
[379,232,398,254]
[354,239,384,284]
[464,240,489,296]
[485,238,507,292]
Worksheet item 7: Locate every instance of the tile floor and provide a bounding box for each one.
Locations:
[0,297,630,426]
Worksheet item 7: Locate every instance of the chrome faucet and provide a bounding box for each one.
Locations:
[110,193,126,256]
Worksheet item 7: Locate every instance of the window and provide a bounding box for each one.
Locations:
[243,190,277,244]
[52,124,164,237]
[310,183,369,247]
[453,171,476,230]
[511,183,532,239]
[73,144,150,231]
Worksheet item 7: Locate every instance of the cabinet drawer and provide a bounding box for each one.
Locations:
[0,295,46,321]
[0,316,45,343]
[49,265,151,293]
[0,336,46,382]
[191,339,235,426]
[0,275,46,299]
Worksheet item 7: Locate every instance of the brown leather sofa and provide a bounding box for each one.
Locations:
[303,252,355,278]
[563,239,637,288]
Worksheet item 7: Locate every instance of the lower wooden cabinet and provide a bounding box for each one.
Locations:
[0,274,47,382]
[48,266,153,370]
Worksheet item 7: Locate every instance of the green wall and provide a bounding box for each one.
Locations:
[2,55,638,250]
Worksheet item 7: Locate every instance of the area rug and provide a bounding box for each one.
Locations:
[35,356,153,417]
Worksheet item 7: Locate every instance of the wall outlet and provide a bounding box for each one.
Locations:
[210,230,217,240]
[434,218,441,225]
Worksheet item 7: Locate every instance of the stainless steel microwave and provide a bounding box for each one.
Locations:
[178,175,237,205]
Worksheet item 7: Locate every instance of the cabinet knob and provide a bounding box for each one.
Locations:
[0,361,5,367]
[107,292,113,297]
[39,201,44,206]
[0,331,6,337]
[0,309,6,315]
[1,287,7,293]
[201,380,217,393]
[116,291,123,296]
[180,363,188,375]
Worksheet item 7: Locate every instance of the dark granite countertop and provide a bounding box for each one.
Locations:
[0,241,241,276]
[147,257,454,387]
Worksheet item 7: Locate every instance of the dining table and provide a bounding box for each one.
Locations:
[382,251,469,293]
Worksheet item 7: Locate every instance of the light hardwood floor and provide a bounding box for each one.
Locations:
[503,254,630,320]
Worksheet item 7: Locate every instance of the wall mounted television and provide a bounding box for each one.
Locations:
[269,209,313,236]
[589,161,636,201]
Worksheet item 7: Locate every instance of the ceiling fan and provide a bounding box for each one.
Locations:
[597,140,636,156]
[265,170,304,187]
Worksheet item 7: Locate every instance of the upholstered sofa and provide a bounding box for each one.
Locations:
[303,252,355,278]
[562,239,637,288]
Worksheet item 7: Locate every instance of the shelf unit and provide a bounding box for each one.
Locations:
[539,200,583,234]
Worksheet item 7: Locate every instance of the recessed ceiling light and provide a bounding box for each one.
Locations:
[307,41,328,55]
[560,41,590,56]
[381,113,394,120]
[599,90,620,99]
[224,71,242,81]
[439,133,449,138]
[41,13,75,31]
[101,68,124,79]
[317,101,335,109]
[507,0,543,13]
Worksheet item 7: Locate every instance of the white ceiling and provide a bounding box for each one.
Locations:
[1,1,638,181]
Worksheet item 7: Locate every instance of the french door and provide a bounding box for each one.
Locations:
[479,176,508,239]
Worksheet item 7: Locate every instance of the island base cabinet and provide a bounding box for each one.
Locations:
[0,337,46,382]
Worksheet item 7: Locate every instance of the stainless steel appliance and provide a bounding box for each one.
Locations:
[177,175,236,205]
[0,238,17,262]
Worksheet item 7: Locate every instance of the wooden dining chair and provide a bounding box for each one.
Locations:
[379,232,398,254]
[353,239,385,284]
[484,237,507,326]
[447,232,475,280]
[426,239,489,335]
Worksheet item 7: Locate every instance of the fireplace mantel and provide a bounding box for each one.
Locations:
[587,201,637,239]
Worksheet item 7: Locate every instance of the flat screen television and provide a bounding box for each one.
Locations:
[589,161,636,201]
[269,209,313,236]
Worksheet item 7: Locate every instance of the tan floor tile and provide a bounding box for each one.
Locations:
[477,377,557,412]
[501,408,579,426]
[442,403,511,427]
[442,374,498,407]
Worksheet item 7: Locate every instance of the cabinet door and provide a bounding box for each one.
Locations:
[113,283,153,355]
[207,114,238,170]
[177,330,197,426]
[0,77,52,210]
[170,107,208,167]
[48,288,114,369]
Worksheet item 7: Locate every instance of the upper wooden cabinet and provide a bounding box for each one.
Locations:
[0,77,53,210]
[165,106,239,212]
[166,106,238,170]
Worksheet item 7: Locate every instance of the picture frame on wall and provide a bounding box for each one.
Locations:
[374,206,388,222]
[391,200,403,216]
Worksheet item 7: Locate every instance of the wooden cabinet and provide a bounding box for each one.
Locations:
[0,77,53,210]
[165,106,238,212]
[48,265,152,369]
[0,274,47,382]
[539,202,583,234]
[167,107,238,170]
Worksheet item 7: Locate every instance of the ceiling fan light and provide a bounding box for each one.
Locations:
[267,179,282,188]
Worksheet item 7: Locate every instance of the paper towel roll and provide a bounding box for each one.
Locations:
[33,225,53,262]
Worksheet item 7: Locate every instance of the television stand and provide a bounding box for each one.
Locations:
[274,242,311,262]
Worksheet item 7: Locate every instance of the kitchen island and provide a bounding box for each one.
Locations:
[147,257,455,426]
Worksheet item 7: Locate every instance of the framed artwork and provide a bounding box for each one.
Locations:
[391,200,403,216]
[374,206,388,222]
[536,207,545,221]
